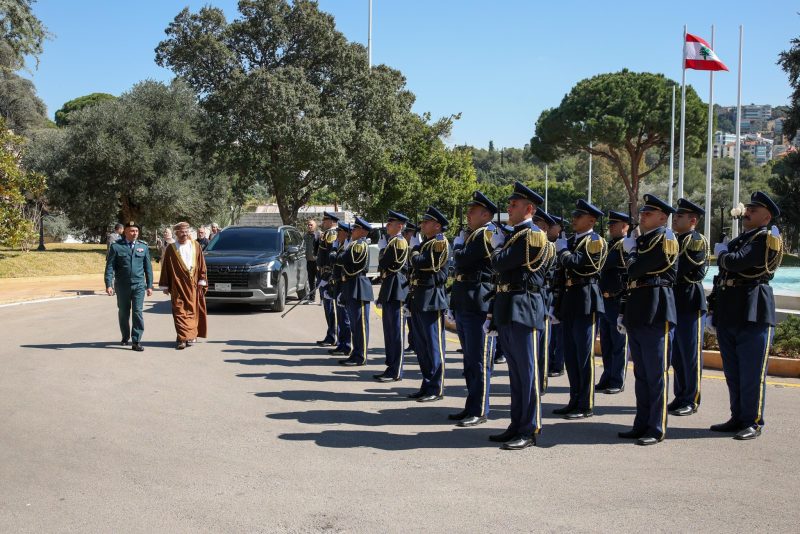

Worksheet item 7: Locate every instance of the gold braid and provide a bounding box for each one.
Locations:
[727,229,784,279]
[570,234,608,276]
[342,240,369,277]
[384,236,409,273]
[418,237,449,272]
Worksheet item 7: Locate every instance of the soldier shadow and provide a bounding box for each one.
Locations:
[278,428,491,450]
[268,405,472,427]
[221,347,325,357]
[256,389,412,403]
[225,357,337,367]
[237,369,388,382]
[143,300,173,315]
[534,422,732,448]
[20,340,178,351]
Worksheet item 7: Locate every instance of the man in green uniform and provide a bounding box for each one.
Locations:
[105,221,154,351]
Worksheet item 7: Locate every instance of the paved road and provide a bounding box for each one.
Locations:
[1,293,799,532]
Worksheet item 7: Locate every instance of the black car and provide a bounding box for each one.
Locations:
[204,226,308,311]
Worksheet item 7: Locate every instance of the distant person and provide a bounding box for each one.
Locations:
[104,221,154,351]
[209,223,221,242]
[196,226,210,249]
[107,223,124,250]
[158,228,176,259]
[304,218,320,302]
[159,222,208,350]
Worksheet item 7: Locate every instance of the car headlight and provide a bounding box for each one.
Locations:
[260,271,273,288]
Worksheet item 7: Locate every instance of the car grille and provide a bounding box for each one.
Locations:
[207,265,251,288]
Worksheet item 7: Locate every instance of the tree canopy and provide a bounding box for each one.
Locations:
[54,92,116,127]
[0,69,50,134]
[0,0,49,71]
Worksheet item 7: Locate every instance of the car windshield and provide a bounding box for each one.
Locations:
[205,228,280,252]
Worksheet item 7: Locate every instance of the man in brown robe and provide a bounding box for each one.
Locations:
[159,222,208,349]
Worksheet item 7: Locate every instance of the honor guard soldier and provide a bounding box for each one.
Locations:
[104,221,154,351]
[553,200,607,420]
[709,191,782,440]
[618,194,678,446]
[407,207,450,403]
[449,191,498,427]
[669,198,709,416]
[316,212,340,347]
[596,210,632,395]
[491,223,515,366]
[374,211,410,381]
[532,209,558,394]
[327,221,353,357]
[547,215,566,377]
[338,217,374,366]
[402,222,420,354]
[487,182,550,450]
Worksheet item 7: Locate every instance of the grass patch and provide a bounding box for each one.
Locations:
[0,244,157,278]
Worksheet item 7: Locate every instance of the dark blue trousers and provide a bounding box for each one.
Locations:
[345,300,370,364]
[548,322,564,373]
[498,322,541,436]
[716,323,773,427]
[537,318,550,393]
[563,313,597,411]
[322,296,337,344]
[455,310,494,417]
[628,322,674,439]
[494,337,506,362]
[406,318,416,352]
[411,310,446,396]
[672,310,705,409]
[381,301,405,379]
[335,300,351,353]
[597,297,628,390]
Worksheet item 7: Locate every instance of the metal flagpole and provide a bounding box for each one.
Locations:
[704,25,715,242]
[587,142,592,202]
[678,24,687,199]
[732,25,743,238]
[668,85,676,211]
[368,0,372,69]
[544,164,549,212]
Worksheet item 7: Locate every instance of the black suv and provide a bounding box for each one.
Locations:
[204,226,308,311]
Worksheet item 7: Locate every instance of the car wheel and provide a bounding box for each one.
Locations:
[271,274,287,312]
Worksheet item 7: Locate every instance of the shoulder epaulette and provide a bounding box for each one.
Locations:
[587,235,605,254]
[433,238,447,253]
[527,228,546,248]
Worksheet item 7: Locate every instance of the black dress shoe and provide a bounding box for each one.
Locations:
[666,400,679,412]
[604,387,623,395]
[710,418,744,433]
[373,373,398,382]
[121,339,129,346]
[447,409,468,421]
[176,341,187,350]
[457,416,487,427]
[407,391,425,399]
[564,410,593,420]
[669,405,697,416]
[636,436,662,446]
[734,425,761,440]
[131,343,144,352]
[404,346,415,353]
[595,383,608,393]
[552,404,577,415]
[328,349,349,356]
[618,428,646,439]
[547,369,564,377]
[339,359,363,366]
[489,429,517,442]
[501,434,536,450]
[494,355,507,364]
[456,348,464,353]
[417,394,443,403]
[316,339,335,347]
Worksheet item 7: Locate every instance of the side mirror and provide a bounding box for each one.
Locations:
[287,245,301,255]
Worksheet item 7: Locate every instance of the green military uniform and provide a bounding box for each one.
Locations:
[105,227,154,344]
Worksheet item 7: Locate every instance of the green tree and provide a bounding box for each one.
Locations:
[778,32,800,140]
[54,92,116,127]
[0,69,49,133]
[770,153,800,251]
[0,0,49,71]
[529,70,707,212]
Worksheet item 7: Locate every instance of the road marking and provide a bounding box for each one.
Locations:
[0,294,99,308]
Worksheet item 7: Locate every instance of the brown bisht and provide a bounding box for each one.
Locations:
[158,241,208,341]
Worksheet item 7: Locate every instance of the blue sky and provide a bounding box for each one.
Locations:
[26,0,800,148]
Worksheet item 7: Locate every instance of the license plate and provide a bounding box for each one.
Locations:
[214,283,231,291]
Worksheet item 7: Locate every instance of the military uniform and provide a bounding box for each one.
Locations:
[533,210,558,394]
[669,199,709,416]
[407,207,450,401]
[375,211,410,380]
[597,210,631,393]
[337,217,374,366]
[488,182,549,450]
[451,192,498,424]
[316,212,340,347]
[620,194,678,445]
[554,200,607,419]
[327,222,352,356]
[104,222,154,349]
[710,191,782,440]
[547,215,567,377]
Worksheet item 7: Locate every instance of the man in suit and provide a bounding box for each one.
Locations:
[337,217,374,366]
[709,191,782,440]
[104,221,154,351]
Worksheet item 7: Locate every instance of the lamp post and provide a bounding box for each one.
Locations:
[36,204,46,251]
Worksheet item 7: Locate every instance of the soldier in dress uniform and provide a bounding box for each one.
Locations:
[104,221,154,351]
[327,221,353,357]
[708,191,782,440]
[553,200,607,420]
[668,198,709,416]
[547,214,566,377]
[532,209,557,394]
[316,212,340,347]
[492,223,515,366]
[374,211,410,381]
[337,217,374,366]
[449,191,498,427]
[402,222,420,355]
[487,182,550,450]
[617,194,679,446]
[596,210,632,395]
[406,207,450,403]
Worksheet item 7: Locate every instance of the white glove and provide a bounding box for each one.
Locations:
[410,235,420,247]
[332,240,339,249]
[771,225,781,238]
[375,301,382,310]
[705,314,716,336]
[377,235,388,250]
[547,305,560,325]
[482,319,498,337]
[713,236,729,256]
[453,234,465,247]
[555,237,568,253]
[622,237,637,253]
[491,232,506,249]
[446,309,455,322]
[318,279,327,288]
[402,305,410,317]
[616,314,627,335]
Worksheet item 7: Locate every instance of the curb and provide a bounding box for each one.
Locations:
[0,293,99,308]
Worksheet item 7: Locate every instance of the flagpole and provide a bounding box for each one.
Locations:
[668,85,676,213]
[544,164,549,212]
[368,0,373,70]
[587,142,592,202]
[732,25,743,238]
[704,25,715,243]
[678,24,687,199]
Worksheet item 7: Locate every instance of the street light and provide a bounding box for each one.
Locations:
[36,204,47,251]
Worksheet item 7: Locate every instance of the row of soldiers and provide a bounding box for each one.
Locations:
[311,183,783,449]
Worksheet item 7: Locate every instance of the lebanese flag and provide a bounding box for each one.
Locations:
[684,33,728,71]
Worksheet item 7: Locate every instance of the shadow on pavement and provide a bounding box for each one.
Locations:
[279,428,491,450]
[20,340,177,350]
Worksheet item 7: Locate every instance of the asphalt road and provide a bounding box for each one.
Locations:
[1,293,799,532]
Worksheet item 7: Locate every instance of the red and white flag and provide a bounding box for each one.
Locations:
[684,33,728,71]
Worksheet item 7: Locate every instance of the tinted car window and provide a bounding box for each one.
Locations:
[205,228,280,252]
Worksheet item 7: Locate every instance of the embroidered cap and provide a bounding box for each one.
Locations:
[467,191,499,215]
[745,191,780,218]
[639,194,676,215]
[572,199,604,219]
[676,198,705,216]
